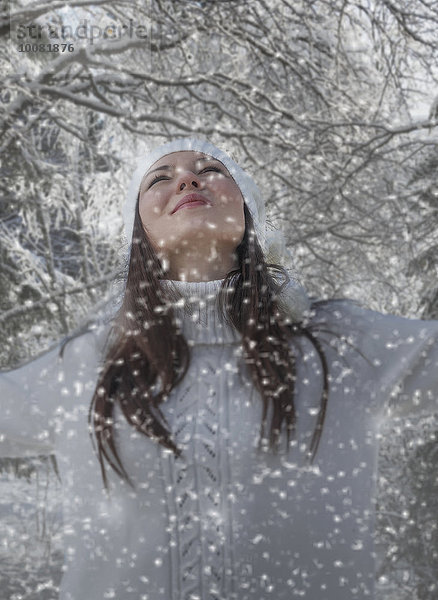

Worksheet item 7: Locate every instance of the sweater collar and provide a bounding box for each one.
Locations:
[159,278,242,345]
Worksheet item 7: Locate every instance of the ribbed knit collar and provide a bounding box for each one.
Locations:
[159,278,242,346]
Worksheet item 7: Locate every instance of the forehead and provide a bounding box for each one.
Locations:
[146,150,222,174]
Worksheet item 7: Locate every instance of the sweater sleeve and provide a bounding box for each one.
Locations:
[371,312,438,420]
[0,322,108,458]
[314,301,438,420]
[0,343,63,458]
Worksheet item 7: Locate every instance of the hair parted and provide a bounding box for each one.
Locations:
[89,196,329,489]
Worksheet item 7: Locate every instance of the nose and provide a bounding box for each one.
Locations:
[176,170,201,192]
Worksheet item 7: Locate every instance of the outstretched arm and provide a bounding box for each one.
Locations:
[311,300,438,420]
[0,321,110,458]
[0,343,63,458]
[341,304,438,419]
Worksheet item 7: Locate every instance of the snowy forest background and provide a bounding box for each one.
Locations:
[1,0,438,598]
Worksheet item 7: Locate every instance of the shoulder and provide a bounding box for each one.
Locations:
[60,317,114,364]
[307,298,381,337]
[309,298,435,332]
[307,298,438,360]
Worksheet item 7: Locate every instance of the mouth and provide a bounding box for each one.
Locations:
[171,193,210,214]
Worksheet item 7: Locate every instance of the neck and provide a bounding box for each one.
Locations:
[157,246,239,282]
[160,278,242,345]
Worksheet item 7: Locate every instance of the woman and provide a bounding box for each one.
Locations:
[1,138,438,600]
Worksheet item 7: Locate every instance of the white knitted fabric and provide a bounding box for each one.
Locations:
[2,279,438,599]
[123,138,310,322]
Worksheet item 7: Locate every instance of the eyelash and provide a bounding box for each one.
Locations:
[148,166,223,188]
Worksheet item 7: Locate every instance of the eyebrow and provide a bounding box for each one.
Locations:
[147,164,174,176]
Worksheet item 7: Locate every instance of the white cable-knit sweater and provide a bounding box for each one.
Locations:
[1,279,438,600]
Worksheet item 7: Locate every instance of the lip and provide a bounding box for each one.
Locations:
[171,193,210,214]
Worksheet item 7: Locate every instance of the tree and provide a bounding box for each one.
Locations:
[377,415,438,600]
[2,1,438,364]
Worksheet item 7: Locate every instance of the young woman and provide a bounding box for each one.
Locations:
[1,138,438,600]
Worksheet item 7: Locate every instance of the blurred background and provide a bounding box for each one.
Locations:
[0,1,437,598]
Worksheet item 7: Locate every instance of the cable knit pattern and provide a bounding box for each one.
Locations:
[159,279,240,599]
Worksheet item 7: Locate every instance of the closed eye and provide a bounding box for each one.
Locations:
[147,165,225,189]
[199,166,224,175]
[148,174,170,188]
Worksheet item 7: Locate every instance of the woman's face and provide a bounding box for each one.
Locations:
[138,151,245,255]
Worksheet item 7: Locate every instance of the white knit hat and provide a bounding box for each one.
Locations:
[123,138,267,248]
[123,137,310,322]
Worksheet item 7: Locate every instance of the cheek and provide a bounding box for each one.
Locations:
[221,198,245,237]
[214,180,243,206]
[219,184,244,219]
[138,195,162,226]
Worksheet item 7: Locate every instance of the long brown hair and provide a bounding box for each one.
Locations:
[89,198,329,489]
